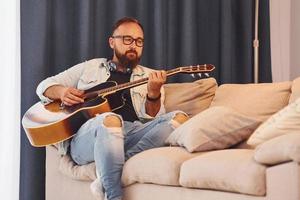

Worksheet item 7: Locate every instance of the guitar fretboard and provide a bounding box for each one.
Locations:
[86,64,214,97]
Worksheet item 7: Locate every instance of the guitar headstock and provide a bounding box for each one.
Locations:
[179,64,215,74]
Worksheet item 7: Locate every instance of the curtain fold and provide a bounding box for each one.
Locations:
[21,1,271,200]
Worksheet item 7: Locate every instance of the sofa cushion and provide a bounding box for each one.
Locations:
[247,97,300,146]
[179,149,266,196]
[58,154,97,181]
[289,76,300,103]
[210,81,291,121]
[164,78,217,117]
[254,133,300,165]
[165,106,260,152]
[58,147,200,184]
[121,147,201,187]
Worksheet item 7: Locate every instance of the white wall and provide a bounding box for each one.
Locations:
[0,0,20,200]
[270,0,300,82]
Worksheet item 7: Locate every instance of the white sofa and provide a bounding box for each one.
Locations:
[46,77,300,200]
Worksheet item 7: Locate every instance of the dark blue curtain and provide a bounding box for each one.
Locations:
[20,1,271,200]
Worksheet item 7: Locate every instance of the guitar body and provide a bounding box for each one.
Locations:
[22,82,118,147]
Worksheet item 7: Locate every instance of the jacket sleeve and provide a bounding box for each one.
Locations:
[36,61,86,105]
[139,86,166,119]
[131,66,166,121]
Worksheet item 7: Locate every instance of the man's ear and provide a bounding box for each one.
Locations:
[109,37,114,49]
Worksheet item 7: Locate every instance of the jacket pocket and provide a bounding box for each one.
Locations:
[78,68,99,90]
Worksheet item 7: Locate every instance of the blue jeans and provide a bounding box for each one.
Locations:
[70,111,184,200]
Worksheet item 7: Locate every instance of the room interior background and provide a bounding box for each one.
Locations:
[20,1,271,200]
[270,0,300,82]
[0,1,20,200]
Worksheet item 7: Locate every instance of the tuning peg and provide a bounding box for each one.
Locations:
[197,73,202,78]
[204,73,209,77]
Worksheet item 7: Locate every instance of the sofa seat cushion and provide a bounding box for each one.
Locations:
[210,81,291,121]
[179,149,266,196]
[58,147,201,184]
[122,147,202,187]
[164,78,217,117]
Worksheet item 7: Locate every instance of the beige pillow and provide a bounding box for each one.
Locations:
[254,133,300,165]
[164,78,217,117]
[165,106,260,152]
[210,81,291,121]
[247,97,300,146]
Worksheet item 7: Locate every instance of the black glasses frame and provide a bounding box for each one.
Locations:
[112,35,144,47]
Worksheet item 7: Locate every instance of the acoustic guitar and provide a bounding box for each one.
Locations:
[22,64,215,147]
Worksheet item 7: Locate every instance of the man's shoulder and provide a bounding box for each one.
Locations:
[83,58,108,68]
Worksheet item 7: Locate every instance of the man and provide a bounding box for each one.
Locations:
[37,17,188,200]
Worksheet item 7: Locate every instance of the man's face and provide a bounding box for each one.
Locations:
[109,22,144,69]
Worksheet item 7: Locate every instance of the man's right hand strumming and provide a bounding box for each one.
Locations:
[44,85,84,106]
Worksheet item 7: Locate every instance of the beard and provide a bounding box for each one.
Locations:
[115,48,141,69]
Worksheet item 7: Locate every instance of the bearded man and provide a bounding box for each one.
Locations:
[36,17,188,200]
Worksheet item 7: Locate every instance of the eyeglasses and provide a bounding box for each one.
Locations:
[112,35,144,47]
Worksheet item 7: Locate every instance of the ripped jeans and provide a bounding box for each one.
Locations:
[70,111,185,200]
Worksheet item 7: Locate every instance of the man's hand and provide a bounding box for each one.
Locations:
[59,87,84,106]
[147,70,167,99]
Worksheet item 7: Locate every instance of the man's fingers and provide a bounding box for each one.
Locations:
[158,71,164,80]
[151,71,166,83]
[67,93,84,103]
[150,71,160,80]
[62,97,79,106]
[70,88,84,97]
[149,73,153,80]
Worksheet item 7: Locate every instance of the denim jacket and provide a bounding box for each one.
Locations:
[36,58,166,154]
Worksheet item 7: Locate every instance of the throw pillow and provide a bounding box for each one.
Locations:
[164,78,217,117]
[165,106,260,152]
[247,97,300,146]
[289,76,300,103]
[254,133,300,165]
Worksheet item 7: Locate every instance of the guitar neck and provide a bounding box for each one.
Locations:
[99,68,180,95]
[87,64,214,97]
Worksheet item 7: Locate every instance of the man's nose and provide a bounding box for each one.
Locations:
[129,45,136,50]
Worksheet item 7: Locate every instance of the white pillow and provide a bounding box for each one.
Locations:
[254,133,300,165]
[166,106,260,152]
[247,97,300,146]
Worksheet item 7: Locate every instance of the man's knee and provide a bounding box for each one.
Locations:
[172,112,189,125]
[103,115,122,128]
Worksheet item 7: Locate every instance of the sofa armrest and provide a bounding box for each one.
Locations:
[265,161,300,200]
[254,133,300,165]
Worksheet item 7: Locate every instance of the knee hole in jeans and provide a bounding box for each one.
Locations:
[103,115,122,128]
[170,112,189,128]
[172,113,189,124]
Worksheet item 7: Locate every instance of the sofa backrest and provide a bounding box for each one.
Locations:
[164,78,217,117]
[210,81,292,121]
[164,76,299,121]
